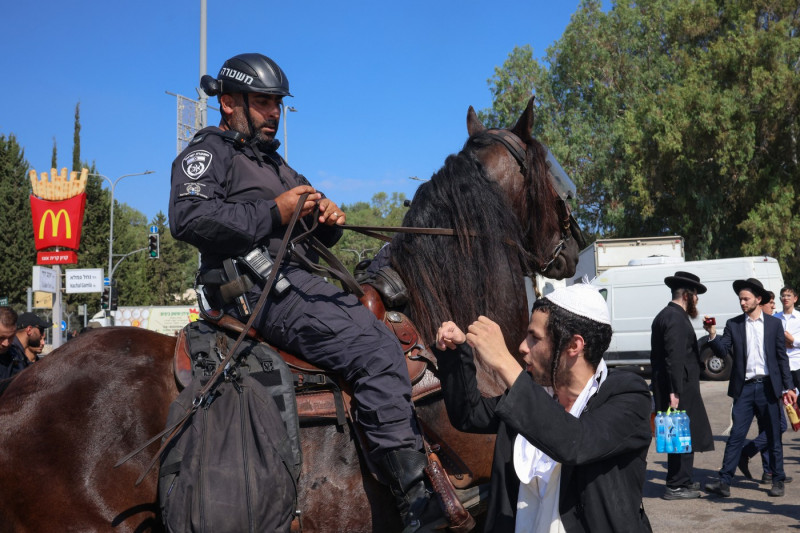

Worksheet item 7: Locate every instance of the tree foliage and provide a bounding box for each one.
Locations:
[0,134,36,307]
[330,192,408,274]
[481,0,800,285]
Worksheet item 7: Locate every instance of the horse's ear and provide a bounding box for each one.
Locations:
[466,106,485,136]
[510,96,535,142]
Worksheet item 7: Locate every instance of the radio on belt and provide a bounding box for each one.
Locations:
[240,247,292,296]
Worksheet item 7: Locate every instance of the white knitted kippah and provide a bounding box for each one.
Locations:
[544,281,611,325]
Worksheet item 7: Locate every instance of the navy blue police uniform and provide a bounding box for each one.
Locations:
[169,127,421,457]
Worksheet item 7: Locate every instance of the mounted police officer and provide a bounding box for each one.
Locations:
[168,53,443,532]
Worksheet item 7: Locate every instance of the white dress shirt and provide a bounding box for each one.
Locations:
[745,312,768,380]
[775,309,800,372]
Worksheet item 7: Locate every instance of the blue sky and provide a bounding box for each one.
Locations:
[1,1,585,222]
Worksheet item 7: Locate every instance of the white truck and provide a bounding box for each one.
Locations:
[569,236,685,283]
[591,256,784,380]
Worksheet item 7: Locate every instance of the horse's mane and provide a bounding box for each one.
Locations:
[390,149,529,350]
[463,130,560,275]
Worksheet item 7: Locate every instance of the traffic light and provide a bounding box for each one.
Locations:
[148,233,160,259]
[109,286,118,311]
[101,287,110,310]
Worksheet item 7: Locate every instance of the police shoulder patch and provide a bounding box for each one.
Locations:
[178,182,209,199]
[182,150,213,180]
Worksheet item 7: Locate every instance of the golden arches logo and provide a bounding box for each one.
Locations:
[38,209,72,240]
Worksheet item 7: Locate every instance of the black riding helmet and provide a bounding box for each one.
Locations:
[201,53,290,150]
[200,53,291,97]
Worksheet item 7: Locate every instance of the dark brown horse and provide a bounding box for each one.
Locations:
[0,98,580,532]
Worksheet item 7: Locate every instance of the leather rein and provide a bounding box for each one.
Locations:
[344,129,581,276]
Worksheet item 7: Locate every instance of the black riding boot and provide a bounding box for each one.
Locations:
[377,448,446,533]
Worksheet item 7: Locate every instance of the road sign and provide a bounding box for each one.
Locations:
[0,297,7,306]
[60,320,67,332]
[65,268,104,294]
[150,225,158,234]
[32,266,57,293]
[104,277,110,287]
[33,291,53,309]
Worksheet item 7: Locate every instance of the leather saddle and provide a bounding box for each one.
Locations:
[172,283,474,489]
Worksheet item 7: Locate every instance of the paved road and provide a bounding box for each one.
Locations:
[642,377,800,531]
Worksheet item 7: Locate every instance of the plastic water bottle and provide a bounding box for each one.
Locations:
[665,410,677,453]
[655,412,666,453]
[679,411,692,453]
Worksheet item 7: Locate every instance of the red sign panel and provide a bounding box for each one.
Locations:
[30,193,87,251]
[37,251,78,265]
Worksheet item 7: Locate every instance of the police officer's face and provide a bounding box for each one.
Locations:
[226,93,283,143]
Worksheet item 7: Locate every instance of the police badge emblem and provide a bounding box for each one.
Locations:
[182,150,213,180]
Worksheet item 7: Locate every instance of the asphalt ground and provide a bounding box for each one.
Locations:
[641,377,800,531]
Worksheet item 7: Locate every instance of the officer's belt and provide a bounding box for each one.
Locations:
[198,259,255,305]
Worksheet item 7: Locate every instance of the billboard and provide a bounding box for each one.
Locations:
[109,306,200,335]
[28,168,88,265]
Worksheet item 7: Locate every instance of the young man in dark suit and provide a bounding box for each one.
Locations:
[703,278,797,498]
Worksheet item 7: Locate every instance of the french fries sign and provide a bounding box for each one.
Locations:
[29,168,88,265]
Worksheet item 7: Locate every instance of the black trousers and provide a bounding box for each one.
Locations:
[235,266,422,458]
[666,452,695,488]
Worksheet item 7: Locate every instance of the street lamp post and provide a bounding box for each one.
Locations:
[90,171,154,323]
[283,105,297,162]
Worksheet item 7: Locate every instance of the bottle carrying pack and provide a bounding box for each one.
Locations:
[655,408,691,454]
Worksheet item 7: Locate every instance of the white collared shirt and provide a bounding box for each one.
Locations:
[745,312,768,380]
[775,308,800,371]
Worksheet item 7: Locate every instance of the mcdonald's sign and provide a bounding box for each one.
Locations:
[30,193,87,251]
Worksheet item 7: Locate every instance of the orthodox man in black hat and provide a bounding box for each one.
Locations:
[650,271,714,500]
[703,278,797,498]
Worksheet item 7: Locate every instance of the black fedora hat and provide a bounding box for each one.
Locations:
[664,271,707,294]
[732,278,770,302]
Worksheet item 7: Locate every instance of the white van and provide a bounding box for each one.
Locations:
[591,256,784,380]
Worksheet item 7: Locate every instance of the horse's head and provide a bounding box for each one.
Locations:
[463,97,584,280]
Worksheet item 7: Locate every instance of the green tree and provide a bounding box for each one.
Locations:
[330,192,408,274]
[72,102,81,172]
[482,0,800,285]
[123,212,197,306]
[0,134,35,308]
[50,137,57,170]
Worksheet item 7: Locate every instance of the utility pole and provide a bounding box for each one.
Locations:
[199,0,208,128]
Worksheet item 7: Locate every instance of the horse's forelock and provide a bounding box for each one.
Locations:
[392,151,528,353]
[522,137,562,272]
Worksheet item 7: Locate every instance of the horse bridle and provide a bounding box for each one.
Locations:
[469,129,584,275]
[343,129,584,275]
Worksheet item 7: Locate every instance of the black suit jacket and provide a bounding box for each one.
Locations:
[708,312,793,399]
[650,302,714,451]
[435,344,652,533]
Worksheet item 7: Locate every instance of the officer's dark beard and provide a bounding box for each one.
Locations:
[228,106,279,148]
[252,119,280,150]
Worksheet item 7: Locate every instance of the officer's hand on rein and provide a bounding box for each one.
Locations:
[276,186,320,224]
[318,198,346,226]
